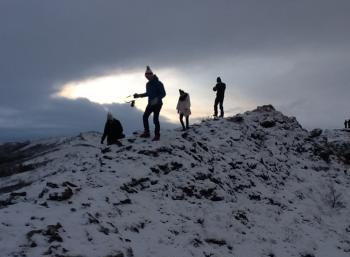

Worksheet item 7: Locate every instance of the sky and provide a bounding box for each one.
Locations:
[0,0,349,143]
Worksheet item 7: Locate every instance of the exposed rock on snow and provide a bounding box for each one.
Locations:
[309,128,323,138]
[0,106,349,257]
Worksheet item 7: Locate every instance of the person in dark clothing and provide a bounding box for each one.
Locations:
[213,77,226,118]
[101,112,125,146]
[134,66,166,141]
[345,120,348,129]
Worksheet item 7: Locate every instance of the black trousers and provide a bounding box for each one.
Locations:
[143,103,162,135]
[179,114,189,129]
[214,97,224,117]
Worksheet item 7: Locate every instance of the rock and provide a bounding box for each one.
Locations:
[249,194,261,201]
[327,141,350,164]
[44,223,63,243]
[48,187,73,201]
[345,225,350,233]
[39,202,49,207]
[228,115,244,123]
[256,104,275,112]
[105,252,124,257]
[300,254,315,257]
[120,177,151,193]
[101,147,111,154]
[251,130,266,140]
[26,223,63,247]
[10,191,26,197]
[234,210,249,225]
[119,199,132,205]
[0,197,14,208]
[204,238,227,246]
[309,128,323,138]
[313,144,333,163]
[260,119,276,128]
[46,182,59,188]
[61,181,78,188]
[211,195,224,201]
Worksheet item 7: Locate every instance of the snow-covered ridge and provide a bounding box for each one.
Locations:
[0,105,349,257]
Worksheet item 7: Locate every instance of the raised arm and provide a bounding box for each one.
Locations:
[133,92,147,98]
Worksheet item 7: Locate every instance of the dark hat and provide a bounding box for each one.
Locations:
[217,77,222,82]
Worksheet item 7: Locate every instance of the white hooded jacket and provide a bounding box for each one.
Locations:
[176,93,191,116]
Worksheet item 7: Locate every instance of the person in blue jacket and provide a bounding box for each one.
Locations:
[134,66,166,141]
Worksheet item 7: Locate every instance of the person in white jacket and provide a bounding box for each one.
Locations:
[176,89,191,130]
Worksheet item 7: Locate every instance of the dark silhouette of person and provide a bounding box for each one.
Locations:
[176,89,191,130]
[101,112,125,146]
[213,77,226,118]
[134,66,166,141]
[345,120,348,129]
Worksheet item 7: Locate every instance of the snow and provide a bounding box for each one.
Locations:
[0,105,349,257]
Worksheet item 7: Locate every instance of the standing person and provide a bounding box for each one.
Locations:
[213,77,226,118]
[176,89,191,131]
[101,112,125,146]
[134,66,166,141]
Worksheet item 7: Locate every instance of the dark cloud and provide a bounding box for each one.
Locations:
[0,0,349,141]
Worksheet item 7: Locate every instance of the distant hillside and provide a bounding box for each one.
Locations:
[0,105,349,257]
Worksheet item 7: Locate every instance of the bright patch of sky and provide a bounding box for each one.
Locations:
[55,66,258,123]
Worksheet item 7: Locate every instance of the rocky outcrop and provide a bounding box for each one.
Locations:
[0,106,349,257]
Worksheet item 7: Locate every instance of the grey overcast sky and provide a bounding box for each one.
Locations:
[1,0,349,142]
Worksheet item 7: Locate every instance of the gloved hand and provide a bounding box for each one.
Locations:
[133,93,139,98]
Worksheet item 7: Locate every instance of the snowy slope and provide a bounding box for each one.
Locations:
[0,105,349,257]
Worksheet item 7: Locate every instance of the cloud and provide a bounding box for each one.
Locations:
[0,0,349,141]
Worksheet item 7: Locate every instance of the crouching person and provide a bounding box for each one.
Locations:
[101,112,125,146]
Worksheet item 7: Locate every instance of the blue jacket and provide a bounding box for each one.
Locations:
[140,75,166,105]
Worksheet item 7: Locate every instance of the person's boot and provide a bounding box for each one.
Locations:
[140,131,150,138]
[152,134,160,141]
